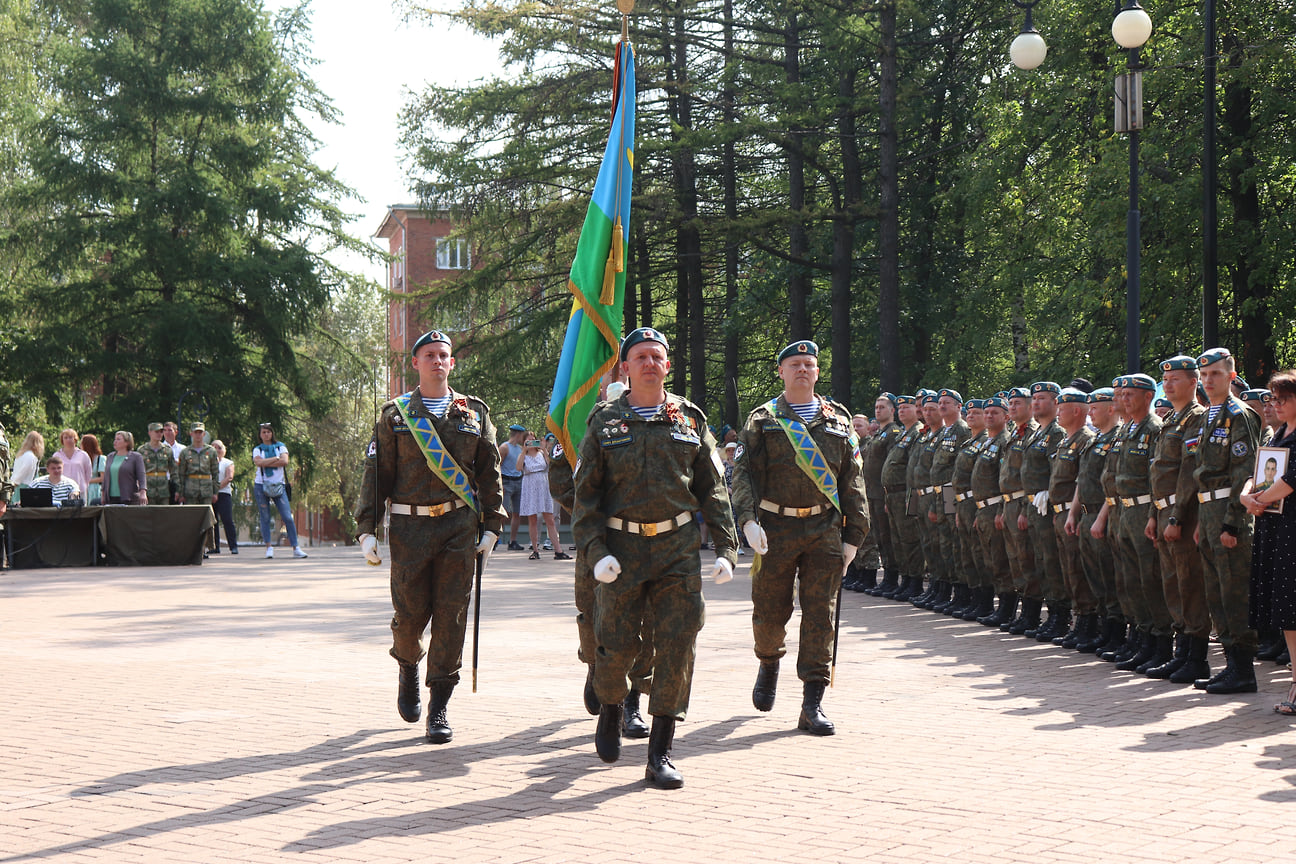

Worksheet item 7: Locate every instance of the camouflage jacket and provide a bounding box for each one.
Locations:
[1113,412,1162,498]
[863,420,902,499]
[178,445,220,499]
[1150,402,1206,525]
[1192,396,1262,532]
[1048,426,1094,510]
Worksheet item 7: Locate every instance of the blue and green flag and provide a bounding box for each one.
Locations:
[546,39,636,467]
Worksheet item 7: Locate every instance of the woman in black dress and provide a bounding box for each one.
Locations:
[1242,370,1296,714]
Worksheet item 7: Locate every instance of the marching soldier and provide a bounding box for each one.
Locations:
[354,329,504,744]
[952,399,992,619]
[573,327,737,788]
[1019,382,1067,640]
[1192,347,1263,693]
[732,340,868,736]
[1000,387,1040,633]
[877,396,924,599]
[1067,389,1122,653]
[137,423,175,505]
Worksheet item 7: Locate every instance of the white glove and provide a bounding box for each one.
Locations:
[475,530,497,568]
[711,557,734,584]
[594,554,622,584]
[841,543,858,570]
[1033,490,1049,516]
[360,534,382,566]
[743,521,769,556]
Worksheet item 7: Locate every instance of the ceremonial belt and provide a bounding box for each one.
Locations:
[954,491,973,502]
[1198,486,1232,503]
[1154,494,1177,510]
[922,485,937,494]
[975,495,1004,510]
[607,512,691,537]
[1051,503,1068,514]
[760,499,828,518]
[1120,494,1152,507]
[186,474,211,479]
[390,501,468,518]
[146,472,167,477]
[765,398,841,513]
[1007,490,1027,501]
[395,393,479,513]
[1105,496,1118,507]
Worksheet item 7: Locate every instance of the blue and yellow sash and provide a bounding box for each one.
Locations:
[765,398,841,513]
[394,392,479,513]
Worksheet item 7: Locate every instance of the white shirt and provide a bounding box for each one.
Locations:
[12,450,38,487]
[255,443,288,484]
[218,458,234,495]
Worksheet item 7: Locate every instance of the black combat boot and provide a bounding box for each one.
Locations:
[1025,608,1056,640]
[797,682,835,736]
[893,575,921,602]
[852,568,879,592]
[1136,634,1175,675]
[910,576,935,606]
[868,570,899,597]
[595,703,623,762]
[952,584,981,618]
[1145,634,1187,679]
[963,586,996,621]
[425,681,454,744]
[583,664,600,715]
[1076,617,1112,654]
[1099,623,1132,661]
[1116,631,1156,671]
[397,661,421,723]
[1203,647,1258,694]
[842,562,861,591]
[1256,630,1284,661]
[1055,612,1090,649]
[1169,635,1211,684]
[622,688,650,739]
[935,583,966,615]
[752,660,778,712]
[1107,626,1142,663]
[980,592,1017,627]
[645,716,684,788]
[1007,597,1043,635]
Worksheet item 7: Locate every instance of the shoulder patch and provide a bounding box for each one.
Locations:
[1227,401,1242,416]
[1231,440,1249,458]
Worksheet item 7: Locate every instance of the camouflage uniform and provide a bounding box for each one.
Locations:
[1049,427,1096,614]
[573,392,737,720]
[911,426,940,580]
[1149,403,1210,639]
[1113,413,1169,637]
[972,428,1012,594]
[178,444,220,503]
[952,428,988,591]
[1193,396,1262,652]
[355,387,505,685]
[1077,426,1120,623]
[137,442,175,505]
[550,442,653,693]
[927,420,970,587]
[1021,418,1064,608]
[731,395,869,685]
[1001,419,1039,598]
[881,422,923,581]
[1101,424,1138,625]
[862,420,901,573]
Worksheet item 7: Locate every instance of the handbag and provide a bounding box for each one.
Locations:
[263,480,285,498]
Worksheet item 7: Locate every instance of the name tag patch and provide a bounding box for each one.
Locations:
[601,434,634,448]
[457,424,480,436]
[672,431,700,444]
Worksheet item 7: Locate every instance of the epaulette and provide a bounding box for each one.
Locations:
[1226,400,1242,416]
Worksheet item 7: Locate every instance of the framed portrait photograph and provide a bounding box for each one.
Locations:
[1254,446,1288,515]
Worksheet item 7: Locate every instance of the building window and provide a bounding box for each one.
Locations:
[436,238,470,270]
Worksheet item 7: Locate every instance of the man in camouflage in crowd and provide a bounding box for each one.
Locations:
[851,394,900,592]
[910,393,945,608]
[972,397,1014,625]
[848,413,882,590]
[549,376,655,740]
[1019,382,1067,640]
[177,423,220,506]
[1192,347,1263,693]
[1047,389,1096,648]
[732,339,868,738]
[1000,387,1040,633]
[952,399,991,619]
[1240,389,1275,446]
[355,328,504,745]
[1144,355,1212,683]
[876,395,924,599]
[1106,373,1174,675]
[137,422,175,505]
[573,327,736,788]
[1066,388,1121,653]
[926,389,971,616]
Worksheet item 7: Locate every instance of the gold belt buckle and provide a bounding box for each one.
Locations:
[797,507,811,518]
[642,522,658,537]
[433,502,449,516]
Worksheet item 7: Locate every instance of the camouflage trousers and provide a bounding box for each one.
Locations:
[575,552,654,693]
[887,490,923,579]
[1155,506,1211,639]
[751,512,845,685]
[1116,501,1170,635]
[1078,507,1120,621]
[868,495,894,572]
[916,492,936,576]
[930,509,957,584]
[1054,508,1097,614]
[1002,496,1037,598]
[955,499,984,588]
[144,476,171,504]
[1027,501,1066,609]
[388,509,477,685]
[1106,504,1138,622]
[857,504,882,571]
[974,503,1012,593]
[1197,499,1257,652]
[595,524,706,720]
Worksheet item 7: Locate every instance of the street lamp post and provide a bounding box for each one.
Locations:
[1011,0,1152,374]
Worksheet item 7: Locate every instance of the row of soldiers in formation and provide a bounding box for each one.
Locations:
[846,347,1268,692]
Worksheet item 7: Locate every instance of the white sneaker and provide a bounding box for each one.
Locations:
[264,547,274,559]
[292,547,308,559]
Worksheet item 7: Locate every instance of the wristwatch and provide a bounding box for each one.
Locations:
[1167,516,1179,527]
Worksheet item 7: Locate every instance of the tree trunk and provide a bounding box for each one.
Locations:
[785,10,809,342]
[830,65,859,405]
[876,0,900,393]
[722,0,740,427]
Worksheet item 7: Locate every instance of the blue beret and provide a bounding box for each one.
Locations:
[1233,375,1249,390]
[1154,397,1171,409]
[916,388,937,399]
[963,399,978,410]
[411,329,452,355]
[1241,388,1272,404]
[938,388,963,404]
[1088,388,1114,403]
[895,395,917,405]
[1057,388,1088,404]
[985,396,1009,410]
[1007,387,1030,400]
[1160,354,1198,372]
[1118,373,1157,392]
[919,392,938,405]
[879,391,898,407]
[620,327,669,362]
[508,424,526,432]
[1197,347,1232,367]
[778,340,819,363]
[1030,381,1060,396]
[994,390,1009,399]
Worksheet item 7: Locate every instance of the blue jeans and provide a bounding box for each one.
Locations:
[254,483,299,547]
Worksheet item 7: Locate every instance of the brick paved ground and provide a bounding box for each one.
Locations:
[3,545,1295,863]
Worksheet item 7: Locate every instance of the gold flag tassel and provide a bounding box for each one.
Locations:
[600,217,624,305]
